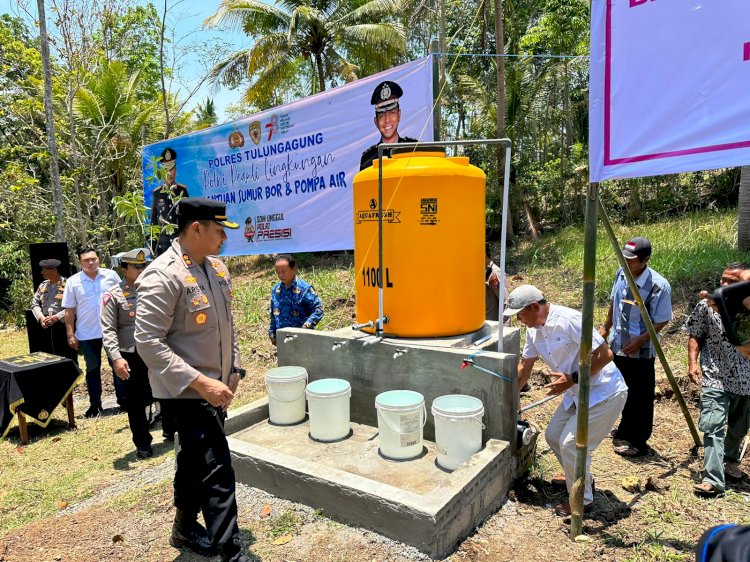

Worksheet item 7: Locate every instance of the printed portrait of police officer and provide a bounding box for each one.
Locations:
[359,80,418,171]
[151,147,190,256]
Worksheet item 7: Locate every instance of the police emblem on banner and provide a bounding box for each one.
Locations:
[244,217,255,243]
[229,128,245,148]
[249,121,262,145]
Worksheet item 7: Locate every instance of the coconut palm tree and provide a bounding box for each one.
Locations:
[204,0,406,106]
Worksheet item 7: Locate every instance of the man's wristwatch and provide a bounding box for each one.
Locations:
[232,367,246,380]
[568,371,579,384]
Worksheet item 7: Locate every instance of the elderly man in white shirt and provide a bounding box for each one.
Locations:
[506,285,628,517]
[62,246,122,417]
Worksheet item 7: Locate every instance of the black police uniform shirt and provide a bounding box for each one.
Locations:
[359,135,418,171]
[151,184,190,228]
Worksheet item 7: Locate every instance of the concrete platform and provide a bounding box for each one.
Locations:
[228,404,516,559]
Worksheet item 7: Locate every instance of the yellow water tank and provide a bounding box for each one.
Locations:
[353,148,486,337]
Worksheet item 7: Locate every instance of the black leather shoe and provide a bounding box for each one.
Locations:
[220,541,250,562]
[136,446,153,459]
[84,405,103,418]
[169,509,215,556]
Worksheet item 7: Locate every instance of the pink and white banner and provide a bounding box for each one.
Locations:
[589,0,750,181]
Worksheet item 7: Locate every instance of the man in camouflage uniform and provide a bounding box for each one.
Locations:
[268,254,324,346]
[101,248,154,458]
[151,147,189,256]
[359,80,418,171]
[30,259,76,361]
[135,198,249,562]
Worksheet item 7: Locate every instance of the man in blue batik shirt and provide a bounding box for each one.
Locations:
[600,237,672,458]
[269,254,324,345]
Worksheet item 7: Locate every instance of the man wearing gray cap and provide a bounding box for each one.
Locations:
[101,248,154,458]
[600,236,672,458]
[30,259,76,361]
[506,285,628,517]
[135,197,249,562]
[359,80,418,171]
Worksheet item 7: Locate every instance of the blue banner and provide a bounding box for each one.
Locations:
[143,57,434,255]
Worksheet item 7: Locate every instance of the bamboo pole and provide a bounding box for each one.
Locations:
[570,182,599,537]
[597,200,701,448]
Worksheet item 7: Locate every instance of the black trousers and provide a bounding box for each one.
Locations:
[120,351,153,450]
[161,399,240,553]
[613,355,655,449]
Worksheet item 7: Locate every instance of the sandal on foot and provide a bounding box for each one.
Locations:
[693,482,723,498]
[725,463,744,481]
[554,501,593,517]
[614,443,645,457]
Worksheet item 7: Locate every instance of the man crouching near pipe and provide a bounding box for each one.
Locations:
[506,285,628,517]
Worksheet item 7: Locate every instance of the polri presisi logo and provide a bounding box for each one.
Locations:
[249,121,262,145]
[244,217,255,243]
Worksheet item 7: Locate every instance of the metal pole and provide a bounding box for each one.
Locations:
[373,139,512,339]
[429,41,441,141]
[497,145,512,352]
[597,199,701,448]
[570,182,598,537]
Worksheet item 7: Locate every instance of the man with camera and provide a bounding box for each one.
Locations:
[686,263,750,497]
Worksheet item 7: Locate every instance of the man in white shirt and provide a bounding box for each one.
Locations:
[62,247,122,417]
[506,285,628,517]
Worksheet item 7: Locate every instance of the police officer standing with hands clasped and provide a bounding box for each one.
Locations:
[359,80,417,171]
[135,197,249,562]
[101,248,155,459]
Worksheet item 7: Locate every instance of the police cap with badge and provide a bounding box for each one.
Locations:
[160,147,177,170]
[177,197,239,230]
[39,259,61,270]
[371,80,403,114]
[120,248,152,266]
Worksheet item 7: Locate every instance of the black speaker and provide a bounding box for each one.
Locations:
[29,242,71,289]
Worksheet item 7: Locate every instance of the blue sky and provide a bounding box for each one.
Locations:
[0,0,250,121]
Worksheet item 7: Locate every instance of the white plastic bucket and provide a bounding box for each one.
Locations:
[375,390,426,460]
[306,378,352,442]
[431,394,485,471]
[265,366,308,425]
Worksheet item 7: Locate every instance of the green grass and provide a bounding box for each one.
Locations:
[512,210,749,304]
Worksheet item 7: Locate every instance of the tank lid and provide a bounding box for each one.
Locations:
[390,146,446,157]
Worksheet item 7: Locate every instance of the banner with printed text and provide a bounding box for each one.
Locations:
[142,57,434,255]
[589,0,750,181]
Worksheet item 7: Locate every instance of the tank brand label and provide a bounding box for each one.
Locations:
[356,209,401,223]
[419,197,439,226]
[361,266,394,288]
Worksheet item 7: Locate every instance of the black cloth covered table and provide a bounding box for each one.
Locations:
[0,352,82,437]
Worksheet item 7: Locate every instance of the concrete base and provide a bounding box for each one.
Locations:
[228,401,515,559]
[225,323,530,558]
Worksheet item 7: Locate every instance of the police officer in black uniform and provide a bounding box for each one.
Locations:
[151,147,190,256]
[359,80,418,171]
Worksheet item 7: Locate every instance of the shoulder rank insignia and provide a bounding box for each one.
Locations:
[123,291,131,298]
[202,295,209,304]
[191,295,202,307]
[55,294,63,300]
[215,271,226,278]
[195,312,208,325]
[185,276,197,284]
[211,261,220,269]
[183,254,192,266]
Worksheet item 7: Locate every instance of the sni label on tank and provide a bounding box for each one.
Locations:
[420,198,439,226]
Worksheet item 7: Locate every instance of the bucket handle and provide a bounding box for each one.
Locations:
[266,381,307,403]
[378,404,427,435]
[444,414,485,429]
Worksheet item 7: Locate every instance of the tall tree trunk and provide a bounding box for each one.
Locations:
[37,0,65,243]
[66,88,88,245]
[314,52,326,92]
[739,166,750,250]
[494,0,513,241]
[159,0,171,138]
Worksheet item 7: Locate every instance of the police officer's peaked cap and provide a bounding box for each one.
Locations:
[39,258,61,269]
[120,248,152,265]
[160,147,177,170]
[371,80,403,113]
[177,197,239,229]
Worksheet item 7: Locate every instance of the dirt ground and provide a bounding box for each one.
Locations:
[3,361,750,562]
